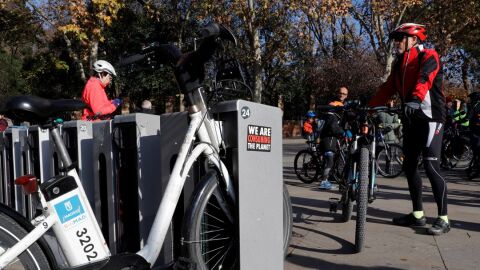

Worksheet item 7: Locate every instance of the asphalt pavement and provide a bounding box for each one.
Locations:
[283,138,480,270]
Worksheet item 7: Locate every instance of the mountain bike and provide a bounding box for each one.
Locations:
[0,23,292,270]
[293,139,347,184]
[323,103,399,253]
[375,126,404,178]
[293,140,320,183]
[441,122,472,170]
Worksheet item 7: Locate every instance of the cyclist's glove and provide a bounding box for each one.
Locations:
[112,98,122,107]
[404,99,421,117]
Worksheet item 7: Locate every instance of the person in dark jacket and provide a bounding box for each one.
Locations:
[468,92,480,179]
[369,23,449,235]
[318,101,345,190]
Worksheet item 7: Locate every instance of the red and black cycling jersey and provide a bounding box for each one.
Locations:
[369,45,446,123]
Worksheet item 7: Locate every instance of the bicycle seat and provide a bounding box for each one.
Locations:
[2,95,86,123]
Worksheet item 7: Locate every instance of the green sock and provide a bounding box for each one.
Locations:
[412,211,424,219]
[439,215,449,223]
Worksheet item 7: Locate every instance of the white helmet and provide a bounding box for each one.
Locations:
[93,60,117,76]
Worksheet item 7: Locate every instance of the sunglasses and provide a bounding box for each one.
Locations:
[392,35,407,42]
[338,92,348,96]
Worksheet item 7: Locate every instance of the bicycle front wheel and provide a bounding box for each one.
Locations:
[294,150,320,183]
[355,147,369,253]
[0,212,52,270]
[182,170,238,270]
[377,144,404,178]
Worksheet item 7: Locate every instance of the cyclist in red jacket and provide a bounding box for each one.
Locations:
[369,23,449,235]
[81,60,122,121]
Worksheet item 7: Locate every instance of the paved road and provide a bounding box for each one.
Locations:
[283,138,480,270]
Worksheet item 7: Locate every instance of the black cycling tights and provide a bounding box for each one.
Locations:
[403,121,447,216]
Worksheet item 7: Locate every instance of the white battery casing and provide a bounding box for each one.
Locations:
[43,175,110,266]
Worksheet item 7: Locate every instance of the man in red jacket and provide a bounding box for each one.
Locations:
[369,23,449,235]
[81,60,122,121]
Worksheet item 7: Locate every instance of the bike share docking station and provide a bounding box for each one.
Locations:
[213,99,284,269]
[0,100,284,269]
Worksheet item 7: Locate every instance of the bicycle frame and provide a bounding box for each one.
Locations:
[137,94,234,264]
[341,111,379,202]
[0,91,235,268]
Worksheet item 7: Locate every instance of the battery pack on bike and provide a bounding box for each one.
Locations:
[39,175,110,265]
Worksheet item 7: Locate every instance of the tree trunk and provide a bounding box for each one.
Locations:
[63,33,87,83]
[89,41,98,72]
[278,94,284,116]
[179,94,185,112]
[382,53,395,82]
[381,6,407,82]
[252,35,263,103]
[461,57,470,93]
[248,0,263,103]
[165,96,175,113]
[309,93,316,111]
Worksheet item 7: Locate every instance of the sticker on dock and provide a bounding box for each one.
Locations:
[247,125,272,152]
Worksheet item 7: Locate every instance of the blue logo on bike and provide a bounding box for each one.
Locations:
[54,195,85,224]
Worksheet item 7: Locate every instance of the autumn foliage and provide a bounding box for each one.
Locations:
[0,0,479,116]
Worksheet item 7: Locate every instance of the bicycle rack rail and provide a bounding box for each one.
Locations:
[1,127,29,217]
[0,101,285,269]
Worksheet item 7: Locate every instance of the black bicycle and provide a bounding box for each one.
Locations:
[441,122,472,169]
[375,126,404,178]
[294,139,347,184]
[324,103,401,253]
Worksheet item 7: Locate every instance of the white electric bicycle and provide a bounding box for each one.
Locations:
[0,24,292,270]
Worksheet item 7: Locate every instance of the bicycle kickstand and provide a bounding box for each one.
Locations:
[329,197,340,213]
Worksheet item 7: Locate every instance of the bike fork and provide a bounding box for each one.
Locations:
[369,143,376,202]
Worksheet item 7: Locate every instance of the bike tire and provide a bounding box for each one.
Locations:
[182,169,238,270]
[355,147,369,253]
[376,144,404,178]
[283,184,293,257]
[452,144,473,169]
[294,150,320,183]
[0,212,52,270]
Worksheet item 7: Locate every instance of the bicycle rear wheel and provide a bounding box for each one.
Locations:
[355,147,369,253]
[0,212,52,270]
[294,150,320,183]
[377,144,404,178]
[182,170,238,270]
[451,144,473,169]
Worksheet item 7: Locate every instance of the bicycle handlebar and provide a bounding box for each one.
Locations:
[118,53,147,66]
[118,23,236,95]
